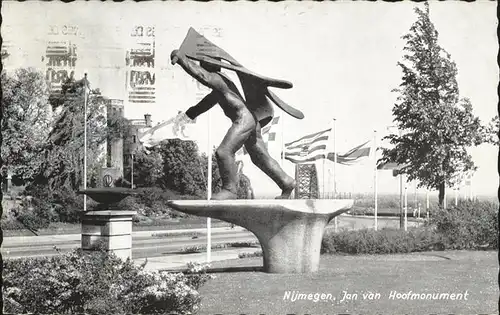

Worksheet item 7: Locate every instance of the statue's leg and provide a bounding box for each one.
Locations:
[212,112,255,200]
[244,125,296,199]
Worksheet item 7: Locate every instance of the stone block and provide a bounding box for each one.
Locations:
[81,234,132,250]
[81,210,135,260]
[81,220,132,236]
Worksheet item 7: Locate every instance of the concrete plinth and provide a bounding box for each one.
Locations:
[81,210,136,260]
[167,199,353,273]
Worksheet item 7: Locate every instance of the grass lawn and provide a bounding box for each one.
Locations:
[198,250,498,314]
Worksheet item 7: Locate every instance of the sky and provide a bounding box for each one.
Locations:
[2,1,498,198]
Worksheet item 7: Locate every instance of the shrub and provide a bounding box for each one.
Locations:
[15,185,86,229]
[431,200,498,249]
[152,231,202,238]
[321,200,498,255]
[118,187,198,219]
[238,250,263,259]
[184,262,214,289]
[0,216,27,230]
[134,187,180,217]
[11,195,57,230]
[3,249,213,314]
[321,227,444,255]
[180,243,229,253]
[228,241,260,248]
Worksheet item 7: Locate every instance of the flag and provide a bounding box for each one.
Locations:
[377,162,399,170]
[236,116,280,156]
[464,172,473,186]
[284,128,331,163]
[377,161,406,176]
[138,111,195,148]
[327,141,371,165]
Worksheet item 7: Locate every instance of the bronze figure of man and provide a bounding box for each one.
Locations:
[170,49,297,200]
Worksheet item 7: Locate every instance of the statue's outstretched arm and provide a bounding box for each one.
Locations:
[185,91,219,120]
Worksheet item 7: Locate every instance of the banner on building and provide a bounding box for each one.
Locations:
[126,25,156,104]
[45,24,79,94]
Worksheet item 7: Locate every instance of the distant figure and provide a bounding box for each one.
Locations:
[170,49,296,200]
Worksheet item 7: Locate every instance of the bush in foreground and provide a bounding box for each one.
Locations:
[3,249,212,314]
[431,200,498,249]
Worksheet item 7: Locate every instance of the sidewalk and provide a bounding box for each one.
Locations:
[134,247,261,271]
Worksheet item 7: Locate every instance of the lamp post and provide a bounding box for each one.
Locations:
[373,130,378,231]
[387,125,404,230]
[131,154,134,188]
[83,73,89,212]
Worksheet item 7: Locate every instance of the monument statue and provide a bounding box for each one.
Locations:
[170,27,304,200]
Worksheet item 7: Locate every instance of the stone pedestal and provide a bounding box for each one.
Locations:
[81,210,136,260]
[167,199,353,273]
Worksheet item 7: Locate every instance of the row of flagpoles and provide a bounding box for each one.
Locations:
[234,118,476,233]
[83,73,89,212]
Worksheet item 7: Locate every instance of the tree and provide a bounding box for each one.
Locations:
[32,76,108,191]
[1,68,53,183]
[380,3,483,207]
[123,149,164,188]
[151,141,254,198]
[156,139,206,196]
[482,115,499,145]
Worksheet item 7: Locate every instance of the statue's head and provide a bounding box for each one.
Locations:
[200,61,221,73]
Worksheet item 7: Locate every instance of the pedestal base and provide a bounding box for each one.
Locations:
[81,210,136,260]
[167,199,353,273]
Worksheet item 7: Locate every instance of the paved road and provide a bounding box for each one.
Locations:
[2,215,423,260]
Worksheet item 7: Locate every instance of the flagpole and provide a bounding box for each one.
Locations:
[413,182,417,215]
[83,73,88,212]
[281,110,285,168]
[131,154,134,189]
[333,118,337,199]
[463,178,467,200]
[398,130,404,230]
[322,134,325,200]
[426,189,429,219]
[320,120,333,199]
[404,180,408,231]
[470,174,474,200]
[333,118,338,231]
[373,130,378,231]
[443,187,447,210]
[207,110,212,263]
[469,174,473,200]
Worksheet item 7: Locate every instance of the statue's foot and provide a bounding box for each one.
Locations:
[275,179,296,199]
[211,189,238,200]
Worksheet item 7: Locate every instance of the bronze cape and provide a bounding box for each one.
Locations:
[177,27,304,127]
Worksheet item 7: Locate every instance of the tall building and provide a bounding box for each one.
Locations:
[94,98,125,187]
